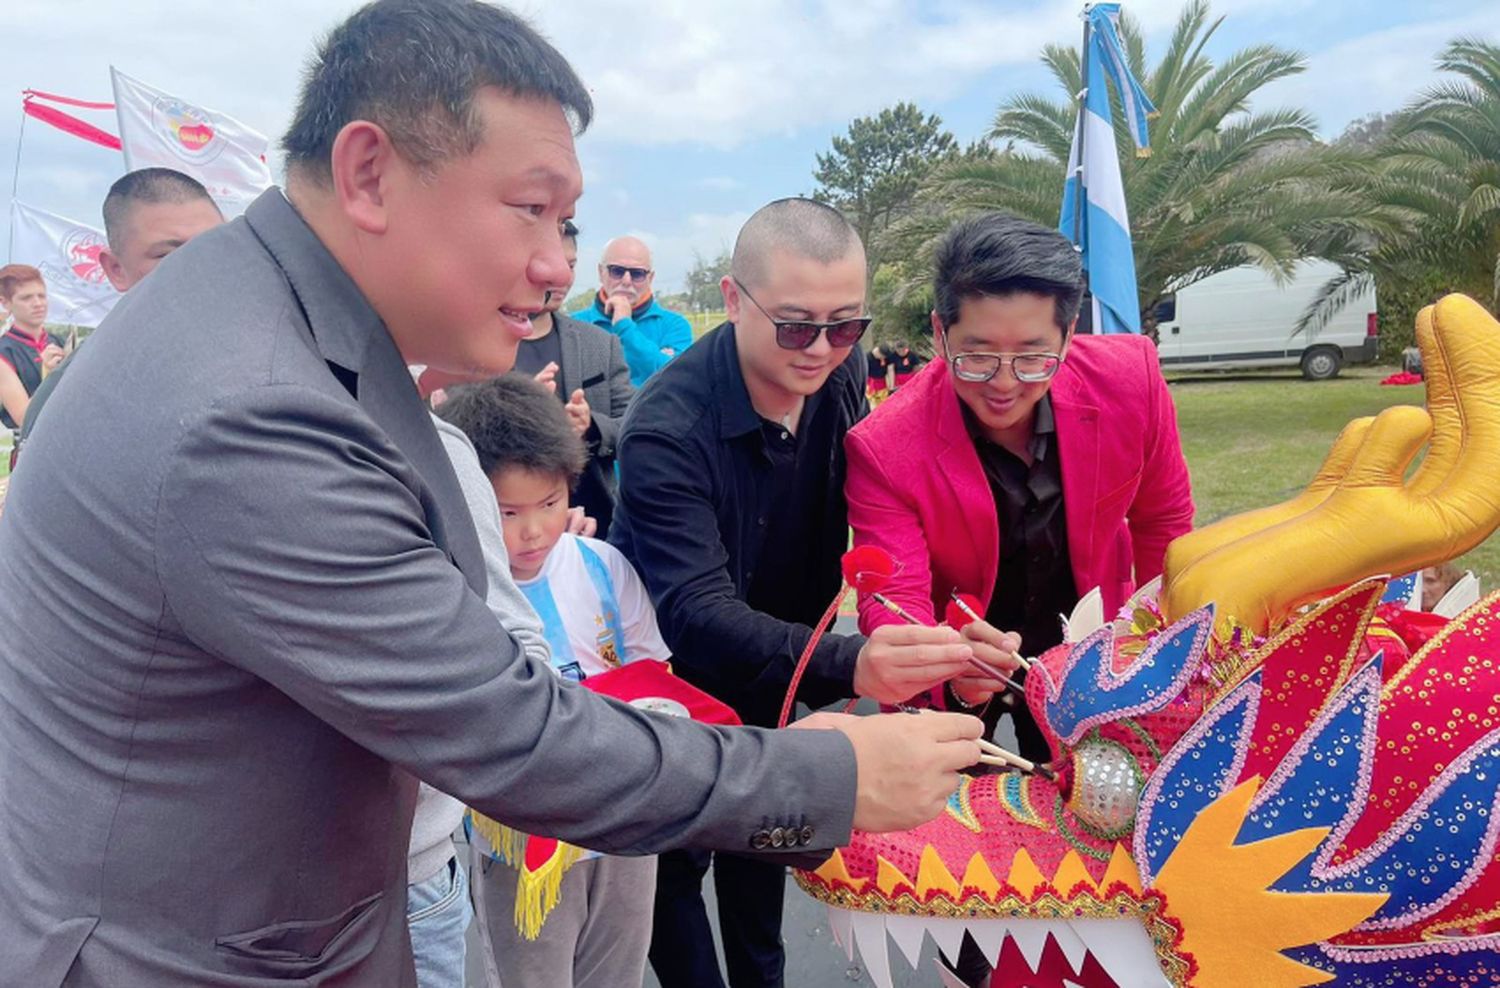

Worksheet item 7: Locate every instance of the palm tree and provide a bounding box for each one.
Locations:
[885,0,1398,338]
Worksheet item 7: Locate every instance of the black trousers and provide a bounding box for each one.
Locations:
[648,848,787,988]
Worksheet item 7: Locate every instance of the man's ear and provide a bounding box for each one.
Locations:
[99,249,131,292]
[1060,317,1077,358]
[328,120,399,235]
[720,275,741,323]
[930,310,946,359]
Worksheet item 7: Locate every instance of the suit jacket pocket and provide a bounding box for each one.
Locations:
[215,890,384,976]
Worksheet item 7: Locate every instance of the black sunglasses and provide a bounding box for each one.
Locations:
[734,279,872,350]
[604,264,651,282]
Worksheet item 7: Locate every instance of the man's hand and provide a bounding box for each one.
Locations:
[565,506,597,538]
[950,620,1023,707]
[852,623,974,704]
[606,294,634,325]
[564,388,591,436]
[533,361,559,394]
[41,344,66,374]
[792,710,982,832]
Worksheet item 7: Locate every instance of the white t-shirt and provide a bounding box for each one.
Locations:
[516,534,670,681]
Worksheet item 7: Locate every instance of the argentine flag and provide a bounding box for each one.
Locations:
[1059,3,1155,335]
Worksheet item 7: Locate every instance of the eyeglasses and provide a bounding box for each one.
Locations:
[604,264,651,283]
[947,350,1063,383]
[734,279,872,351]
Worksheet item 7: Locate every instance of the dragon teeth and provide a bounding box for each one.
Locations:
[822,906,1174,988]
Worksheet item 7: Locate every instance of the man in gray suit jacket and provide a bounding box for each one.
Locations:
[515,219,634,536]
[0,2,982,986]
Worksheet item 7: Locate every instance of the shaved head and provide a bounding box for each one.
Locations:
[730,198,863,291]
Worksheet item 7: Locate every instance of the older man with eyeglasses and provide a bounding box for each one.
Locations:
[571,234,694,386]
[844,211,1194,986]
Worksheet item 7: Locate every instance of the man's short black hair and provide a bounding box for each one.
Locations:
[561,218,579,245]
[282,0,593,185]
[437,375,586,487]
[101,168,220,251]
[932,212,1084,333]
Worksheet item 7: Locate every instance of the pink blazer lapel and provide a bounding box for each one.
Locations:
[1051,370,1102,598]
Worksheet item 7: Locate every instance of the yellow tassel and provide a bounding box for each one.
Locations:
[1135,147,1153,159]
[467,811,586,941]
[467,811,527,866]
[513,842,587,940]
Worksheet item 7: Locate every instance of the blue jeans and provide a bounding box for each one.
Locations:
[407,853,473,988]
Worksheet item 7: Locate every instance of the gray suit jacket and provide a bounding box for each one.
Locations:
[552,310,633,460]
[550,312,633,534]
[0,190,856,987]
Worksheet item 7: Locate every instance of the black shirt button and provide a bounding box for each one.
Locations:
[749,829,772,850]
[757,516,767,527]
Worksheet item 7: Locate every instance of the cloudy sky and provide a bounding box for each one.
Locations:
[3,0,1493,294]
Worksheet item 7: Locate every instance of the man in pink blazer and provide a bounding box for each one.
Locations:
[846,212,1193,746]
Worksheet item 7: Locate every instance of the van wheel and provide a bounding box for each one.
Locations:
[1301,346,1343,381]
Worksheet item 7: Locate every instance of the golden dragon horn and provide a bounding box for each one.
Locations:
[1162,294,1500,635]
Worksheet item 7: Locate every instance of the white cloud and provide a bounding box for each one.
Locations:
[520,0,1094,147]
[1254,13,1500,137]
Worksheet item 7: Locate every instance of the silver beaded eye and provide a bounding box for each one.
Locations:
[1069,736,1146,839]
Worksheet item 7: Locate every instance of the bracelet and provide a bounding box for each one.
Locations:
[945,680,990,712]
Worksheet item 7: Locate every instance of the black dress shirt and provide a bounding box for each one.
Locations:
[965,395,1078,760]
[965,394,1078,655]
[610,323,868,726]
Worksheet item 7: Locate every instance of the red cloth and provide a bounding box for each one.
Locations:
[579,659,741,726]
[1380,370,1423,386]
[845,336,1194,637]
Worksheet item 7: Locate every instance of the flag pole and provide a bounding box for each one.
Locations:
[1070,5,1092,251]
[9,101,27,262]
[1071,5,1094,330]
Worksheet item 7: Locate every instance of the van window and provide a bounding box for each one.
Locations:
[1154,294,1177,323]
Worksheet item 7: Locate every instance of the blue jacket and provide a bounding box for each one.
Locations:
[572,294,694,387]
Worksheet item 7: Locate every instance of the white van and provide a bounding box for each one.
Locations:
[1153,260,1378,380]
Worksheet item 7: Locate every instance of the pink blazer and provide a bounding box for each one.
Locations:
[845,334,1194,638]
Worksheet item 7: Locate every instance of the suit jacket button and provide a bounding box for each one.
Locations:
[749,829,772,850]
[769,826,786,848]
[800,825,815,845]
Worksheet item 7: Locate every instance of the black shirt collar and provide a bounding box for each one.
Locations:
[962,391,1056,460]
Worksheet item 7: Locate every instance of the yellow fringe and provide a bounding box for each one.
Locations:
[1135,147,1153,158]
[468,811,587,940]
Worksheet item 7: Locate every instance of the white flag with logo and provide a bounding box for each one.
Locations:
[110,67,273,218]
[9,201,120,328]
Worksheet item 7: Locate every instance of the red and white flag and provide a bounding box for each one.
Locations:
[8,201,121,328]
[110,67,273,218]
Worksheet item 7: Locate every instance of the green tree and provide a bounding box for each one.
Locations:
[1297,38,1500,349]
[813,102,959,268]
[887,0,1397,338]
[683,249,732,312]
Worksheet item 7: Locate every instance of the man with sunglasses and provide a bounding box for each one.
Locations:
[845,211,1193,984]
[573,235,693,387]
[611,198,979,988]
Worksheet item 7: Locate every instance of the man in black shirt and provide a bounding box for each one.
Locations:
[611,198,978,988]
[513,219,634,535]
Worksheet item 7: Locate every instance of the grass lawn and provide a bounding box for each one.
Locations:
[1169,365,1498,588]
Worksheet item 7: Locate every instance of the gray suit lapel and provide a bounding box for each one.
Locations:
[558,317,583,397]
[243,190,486,597]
